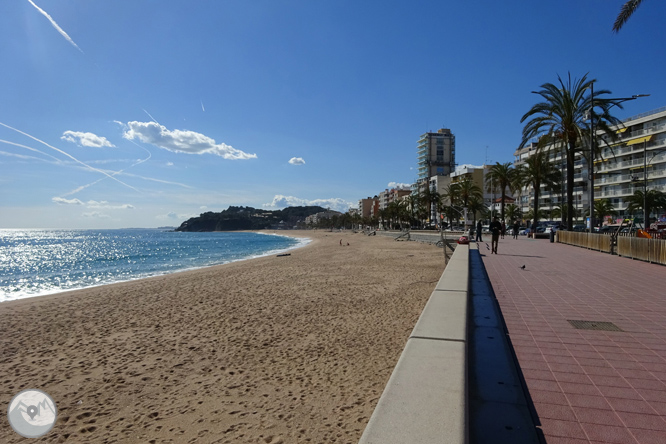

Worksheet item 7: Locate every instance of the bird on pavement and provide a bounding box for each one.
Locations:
[520,265,526,270]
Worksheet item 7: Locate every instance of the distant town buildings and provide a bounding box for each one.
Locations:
[350,105,666,228]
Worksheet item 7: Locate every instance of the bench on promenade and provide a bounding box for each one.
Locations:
[358,245,470,444]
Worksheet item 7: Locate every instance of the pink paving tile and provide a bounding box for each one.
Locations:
[572,406,623,426]
[606,397,660,415]
[559,381,603,396]
[606,359,646,370]
[616,411,666,431]
[616,368,654,380]
[550,355,581,365]
[522,368,556,381]
[581,422,637,444]
[588,374,631,388]
[528,378,562,393]
[635,389,666,403]
[575,357,612,368]
[550,362,586,374]
[584,365,624,377]
[539,418,588,440]
[519,359,552,371]
[552,371,594,385]
[530,389,569,406]
[566,393,613,410]
[625,378,666,391]
[648,401,666,415]
[534,402,577,422]
[596,385,644,400]
[632,354,666,365]
[627,428,666,444]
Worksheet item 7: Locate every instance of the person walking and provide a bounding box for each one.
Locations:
[501,221,506,239]
[476,220,483,242]
[490,217,502,254]
[513,220,520,239]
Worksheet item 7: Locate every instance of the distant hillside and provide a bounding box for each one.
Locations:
[175,206,327,232]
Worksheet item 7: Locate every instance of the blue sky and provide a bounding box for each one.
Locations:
[1,0,664,228]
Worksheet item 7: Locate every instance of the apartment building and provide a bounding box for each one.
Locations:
[514,106,666,224]
[378,188,411,211]
[417,128,456,183]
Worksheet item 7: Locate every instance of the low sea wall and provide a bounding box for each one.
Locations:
[358,244,470,444]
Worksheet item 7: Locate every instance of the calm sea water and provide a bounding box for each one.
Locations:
[0,229,308,302]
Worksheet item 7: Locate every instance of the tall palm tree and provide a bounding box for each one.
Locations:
[517,150,560,230]
[613,0,645,33]
[485,162,518,222]
[520,73,622,230]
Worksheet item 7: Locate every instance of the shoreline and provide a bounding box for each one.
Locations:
[1,230,311,304]
[0,230,445,443]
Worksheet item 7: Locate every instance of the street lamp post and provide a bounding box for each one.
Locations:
[587,92,649,234]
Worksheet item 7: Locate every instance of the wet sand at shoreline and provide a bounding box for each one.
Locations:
[0,230,445,443]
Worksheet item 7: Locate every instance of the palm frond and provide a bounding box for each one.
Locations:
[613,0,644,33]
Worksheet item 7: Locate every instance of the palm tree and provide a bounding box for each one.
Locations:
[485,162,518,222]
[467,195,486,228]
[613,0,645,33]
[590,199,618,227]
[516,150,560,230]
[456,178,483,208]
[626,189,666,226]
[520,73,622,230]
[505,204,522,223]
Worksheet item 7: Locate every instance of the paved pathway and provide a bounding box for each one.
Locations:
[480,235,666,444]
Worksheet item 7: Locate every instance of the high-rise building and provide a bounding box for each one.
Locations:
[417,129,456,183]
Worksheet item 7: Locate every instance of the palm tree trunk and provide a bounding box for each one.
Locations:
[566,143,576,231]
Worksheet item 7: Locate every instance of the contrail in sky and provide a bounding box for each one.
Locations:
[0,121,140,193]
[26,0,84,53]
[62,139,154,196]
[143,109,159,123]
[0,139,62,163]
[201,100,205,112]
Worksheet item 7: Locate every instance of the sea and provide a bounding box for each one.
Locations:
[0,229,308,303]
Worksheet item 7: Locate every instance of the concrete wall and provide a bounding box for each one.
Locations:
[358,244,470,444]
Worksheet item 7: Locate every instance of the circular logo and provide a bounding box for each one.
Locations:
[7,389,57,438]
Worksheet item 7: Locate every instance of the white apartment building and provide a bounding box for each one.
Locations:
[514,106,666,224]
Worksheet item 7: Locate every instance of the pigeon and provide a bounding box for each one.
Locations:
[520,265,526,270]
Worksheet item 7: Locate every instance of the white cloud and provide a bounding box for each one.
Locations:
[456,164,484,172]
[388,182,411,190]
[83,212,110,219]
[61,131,115,148]
[264,195,354,212]
[288,157,305,165]
[51,197,133,209]
[157,212,197,221]
[122,121,256,160]
[52,197,84,205]
[27,0,84,53]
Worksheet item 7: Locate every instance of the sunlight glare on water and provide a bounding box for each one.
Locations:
[0,229,305,302]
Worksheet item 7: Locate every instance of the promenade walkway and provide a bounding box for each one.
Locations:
[481,235,666,444]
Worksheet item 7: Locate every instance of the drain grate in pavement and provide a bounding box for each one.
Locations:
[568,320,624,332]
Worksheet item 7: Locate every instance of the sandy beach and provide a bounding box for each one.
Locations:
[0,230,445,444]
